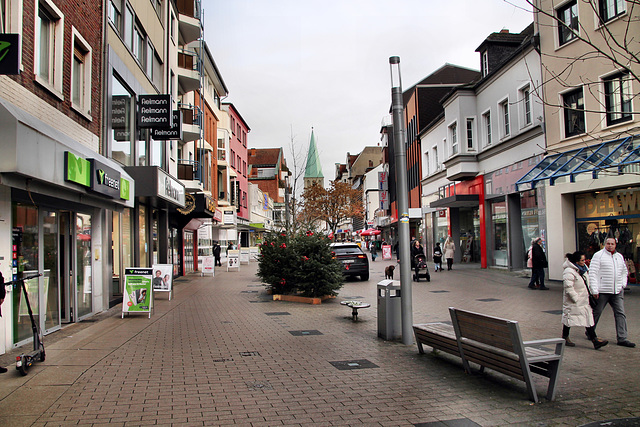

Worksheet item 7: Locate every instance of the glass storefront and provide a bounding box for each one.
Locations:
[43,211,60,332]
[491,201,508,267]
[169,227,181,276]
[184,231,194,273]
[459,207,480,263]
[139,205,148,267]
[76,213,92,319]
[112,209,133,303]
[12,204,39,344]
[576,188,640,273]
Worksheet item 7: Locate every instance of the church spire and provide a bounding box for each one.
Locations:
[304,128,324,188]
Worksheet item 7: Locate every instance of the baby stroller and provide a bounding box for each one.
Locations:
[412,254,431,282]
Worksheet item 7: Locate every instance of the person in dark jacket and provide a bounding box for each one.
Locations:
[213,242,222,266]
[528,237,549,290]
[0,271,7,373]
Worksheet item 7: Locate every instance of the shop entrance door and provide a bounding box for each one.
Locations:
[59,212,73,323]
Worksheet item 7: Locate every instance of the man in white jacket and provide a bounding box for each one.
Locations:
[589,237,635,347]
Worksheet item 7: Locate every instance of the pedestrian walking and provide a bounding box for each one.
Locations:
[444,237,455,271]
[0,270,7,373]
[213,241,222,266]
[411,240,425,281]
[561,251,608,349]
[589,237,635,348]
[528,237,549,290]
[433,242,443,272]
[370,241,377,261]
[526,240,539,288]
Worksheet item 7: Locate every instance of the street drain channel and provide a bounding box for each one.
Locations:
[241,290,259,293]
[476,298,502,302]
[265,312,291,316]
[211,358,233,363]
[289,330,322,336]
[240,351,261,357]
[430,290,450,293]
[329,359,379,370]
[415,418,481,427]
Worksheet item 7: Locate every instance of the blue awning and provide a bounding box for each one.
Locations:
[515,135,640,191]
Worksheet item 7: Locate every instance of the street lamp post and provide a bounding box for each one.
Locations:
[389,56,413,345]
[284,174,290,231]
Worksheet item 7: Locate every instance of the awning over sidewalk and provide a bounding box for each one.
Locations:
[430,194,479,208]
[515,135,640,191]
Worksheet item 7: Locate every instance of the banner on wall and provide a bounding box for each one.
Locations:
[151,264,173,300]
[122,268,153,318]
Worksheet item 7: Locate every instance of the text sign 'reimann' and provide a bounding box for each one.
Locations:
[137,94,172,128]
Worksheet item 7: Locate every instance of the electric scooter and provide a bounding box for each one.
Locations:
[9,274,45,375]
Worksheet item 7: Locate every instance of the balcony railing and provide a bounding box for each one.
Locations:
[178,160,199,181]
[178,102,203,128]
[176,0,202,19]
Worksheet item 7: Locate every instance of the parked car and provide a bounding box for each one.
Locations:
[330,243,370,281]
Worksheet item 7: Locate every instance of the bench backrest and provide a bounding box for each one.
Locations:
[449,307,522,354]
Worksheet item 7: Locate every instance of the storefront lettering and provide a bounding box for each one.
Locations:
[576,188,640,218]
[164,177,180,201]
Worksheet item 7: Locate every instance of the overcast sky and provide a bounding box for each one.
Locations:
[204,0,533,187]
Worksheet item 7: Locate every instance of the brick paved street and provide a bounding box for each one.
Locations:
[0,258,638,426]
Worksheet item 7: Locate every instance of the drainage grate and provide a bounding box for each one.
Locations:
[221,321,233,324]
[415,418,481,427]
[543,309,563,315]
[289,330,323,336]
[342,296,364,299]
[265,312,291,316]
[240,351,261,357]
[241,290,259,293]
[246,380,273,390]
[476,298,501,302]
[329,359,379,370]
[211,358,233,363]
[430,290,450,293]
[249,300,270,303]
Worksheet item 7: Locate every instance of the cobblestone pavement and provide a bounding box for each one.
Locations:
[0,257,638,426]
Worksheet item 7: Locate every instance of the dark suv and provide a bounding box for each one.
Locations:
[330,243,370,281]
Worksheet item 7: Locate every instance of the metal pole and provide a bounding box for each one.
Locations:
[389,56,413,345]
[285,176,290,231]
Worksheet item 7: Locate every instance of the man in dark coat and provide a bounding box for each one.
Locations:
[528,238,549,290]
[0,271,7,372]
[212,242,222,266]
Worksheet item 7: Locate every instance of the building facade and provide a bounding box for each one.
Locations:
[521,0,640,280]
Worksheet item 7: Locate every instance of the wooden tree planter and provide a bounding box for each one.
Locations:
[272,294,335,305]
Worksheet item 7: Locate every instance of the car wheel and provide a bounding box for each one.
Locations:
[361,272,369,281]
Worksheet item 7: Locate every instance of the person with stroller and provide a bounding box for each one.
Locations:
[433,242,443,272]
[411,240,425,281]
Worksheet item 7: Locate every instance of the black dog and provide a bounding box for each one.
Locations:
[385,265,395,280]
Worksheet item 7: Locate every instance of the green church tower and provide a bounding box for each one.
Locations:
[304,128,324,188]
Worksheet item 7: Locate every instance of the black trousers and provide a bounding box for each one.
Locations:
[563,324,596,340]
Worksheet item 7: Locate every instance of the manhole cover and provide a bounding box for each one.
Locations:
[329,359,379,370]
[415,418,481,427]
[246,381,273,390]
[476,298,501,302]
[543,309,563,315]
[265,312,291,316]
[289,330,323,336]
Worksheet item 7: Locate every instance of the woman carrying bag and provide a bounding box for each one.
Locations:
[562,251,608,349]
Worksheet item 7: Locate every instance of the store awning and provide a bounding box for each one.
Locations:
[516,135,640,192]
[430,194,479,208]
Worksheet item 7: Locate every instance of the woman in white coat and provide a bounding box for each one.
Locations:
[562,251,608,349]
[444,237,455,271]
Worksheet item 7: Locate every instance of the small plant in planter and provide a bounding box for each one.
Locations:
[257,231,343,298]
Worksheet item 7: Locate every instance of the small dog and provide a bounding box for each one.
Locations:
[385,265,395,280]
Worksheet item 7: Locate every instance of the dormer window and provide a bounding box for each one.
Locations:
[482,51,489,77]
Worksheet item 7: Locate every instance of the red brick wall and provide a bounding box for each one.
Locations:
[7,0,103,140]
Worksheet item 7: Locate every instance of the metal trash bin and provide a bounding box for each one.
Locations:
[377,279,401,340]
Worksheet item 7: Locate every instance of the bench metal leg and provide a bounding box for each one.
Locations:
[545,360,561,401]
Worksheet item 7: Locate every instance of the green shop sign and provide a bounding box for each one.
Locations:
[0,34,20,75]
[64,152,91,187]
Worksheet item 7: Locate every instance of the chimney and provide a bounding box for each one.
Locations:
[500,29,510,33]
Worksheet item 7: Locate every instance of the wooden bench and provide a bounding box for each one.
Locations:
[413,308,565,403]
[413,322,458,357]
[449,307,565,403]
